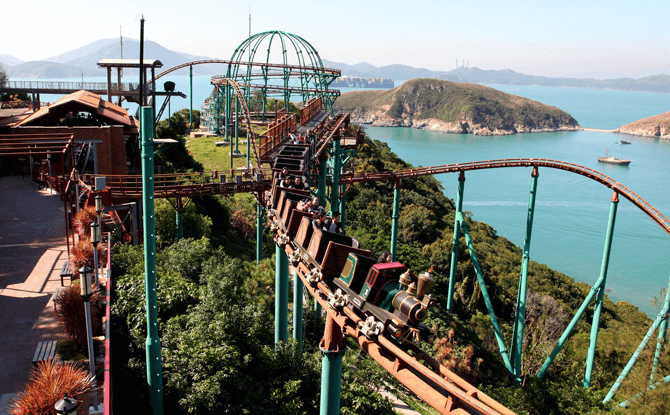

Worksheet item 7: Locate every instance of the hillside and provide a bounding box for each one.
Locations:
[333,78,579,135]
[618,111,670,139]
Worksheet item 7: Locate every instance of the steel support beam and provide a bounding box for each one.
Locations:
[140,106,164,414]
[319,315,346,415]
[447,171,465,312]
[511,167,539,382]
[293,269,304,351]
[176,197,183,240]
[318,158,327,207]
[584,191,619,387]
[390,181,400,262]
[275,243,289,344]
[256,204,264,264]
[604,279,670,403]
[460,217,513,375]
[189,65,193,129]
[329,138,341,212]
[537,273,608,379]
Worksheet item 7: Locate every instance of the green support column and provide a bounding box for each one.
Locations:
[510,167,539,382]
[461,218,513,375]
[256,204,264,264]
[584,191,619,387]
[320,351,344,415]
[246,128,250,169]
[390,181,400,262]
[447,171,465,312]
[329,138,341,212]
[340,193,347,229]
[604,279,670,403]
[651,312,669,383]
[293,270,304,351]
[275,244,289,344]
[318,158,327,207]
[176,197,183,240]
[224,86,230,140]
[189,65,193,129]
[319,315,346,415]
[140,106,163,414]
[538,272,608,378]
[234,99,240,154]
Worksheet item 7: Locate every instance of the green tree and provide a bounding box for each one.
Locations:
[154,198,212,246]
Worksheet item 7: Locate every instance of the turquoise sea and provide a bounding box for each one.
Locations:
[21,74,670,315]
[364,85,670,317]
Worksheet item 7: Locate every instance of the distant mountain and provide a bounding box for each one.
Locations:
[322,59,453,81]
[62,38,220,76]
[2,38,221,80]
[45,39,118,63]
[324,60,670,94]
[0,54,25,67]
[6,61,103,79]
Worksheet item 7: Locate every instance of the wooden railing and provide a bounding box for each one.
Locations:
[299,97,323,125]
[258,110,297,158]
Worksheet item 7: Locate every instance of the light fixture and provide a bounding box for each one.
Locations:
[54,393,77,415]
[90,222,100,245]
[95,195,103,216]
[78,266,92,298]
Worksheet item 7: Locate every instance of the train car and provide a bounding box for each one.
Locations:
[331,253,436,346]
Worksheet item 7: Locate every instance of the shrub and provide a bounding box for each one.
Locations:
[54,284,104,350]
[69,240,107,277]
[73,207,98,239]
[9,360,94,415]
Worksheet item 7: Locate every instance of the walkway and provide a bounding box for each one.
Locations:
[0,176,69,413]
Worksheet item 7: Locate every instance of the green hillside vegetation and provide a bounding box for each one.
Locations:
[334,78,579,131]
[109,111,669,414]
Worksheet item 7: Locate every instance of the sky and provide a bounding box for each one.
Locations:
[3,0,670,79]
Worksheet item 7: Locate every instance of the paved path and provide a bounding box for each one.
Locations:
[0,176,70,413]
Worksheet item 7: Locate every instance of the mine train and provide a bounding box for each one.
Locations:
[268,178,437,346]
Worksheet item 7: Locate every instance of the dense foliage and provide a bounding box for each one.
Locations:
[111,127,668,414]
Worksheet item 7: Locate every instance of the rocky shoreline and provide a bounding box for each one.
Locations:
[350,109,580,136]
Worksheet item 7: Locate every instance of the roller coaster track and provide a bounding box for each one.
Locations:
[339,158,670,237]
[150,59,341,83]
[275,227,515,415]
[210,78,262,169]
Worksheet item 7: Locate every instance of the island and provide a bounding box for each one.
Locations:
[618,112,670,139]
[332,78,580,135]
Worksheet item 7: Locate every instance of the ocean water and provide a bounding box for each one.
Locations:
[16,74,670,315]
[364,86,670,316]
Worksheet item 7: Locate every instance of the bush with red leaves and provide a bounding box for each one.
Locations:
[9,359,94,415]
[54,284,104,350]
[69,240,106,278]
[73,206,98,239]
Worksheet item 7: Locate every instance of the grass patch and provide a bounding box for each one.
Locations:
[56,338,88,361]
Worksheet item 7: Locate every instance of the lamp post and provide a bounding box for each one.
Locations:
[47,153,53,194]
[54,393,78,414]
[78,266,99,412]
[90,222,100,289]
[95,194,103,250]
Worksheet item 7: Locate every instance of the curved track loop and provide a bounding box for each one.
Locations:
[340,158,670,237]
[149,59,340,83]
[209,78,262,171]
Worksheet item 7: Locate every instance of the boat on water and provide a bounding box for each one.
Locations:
[598,149,632,165]
[620,140,631,144]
